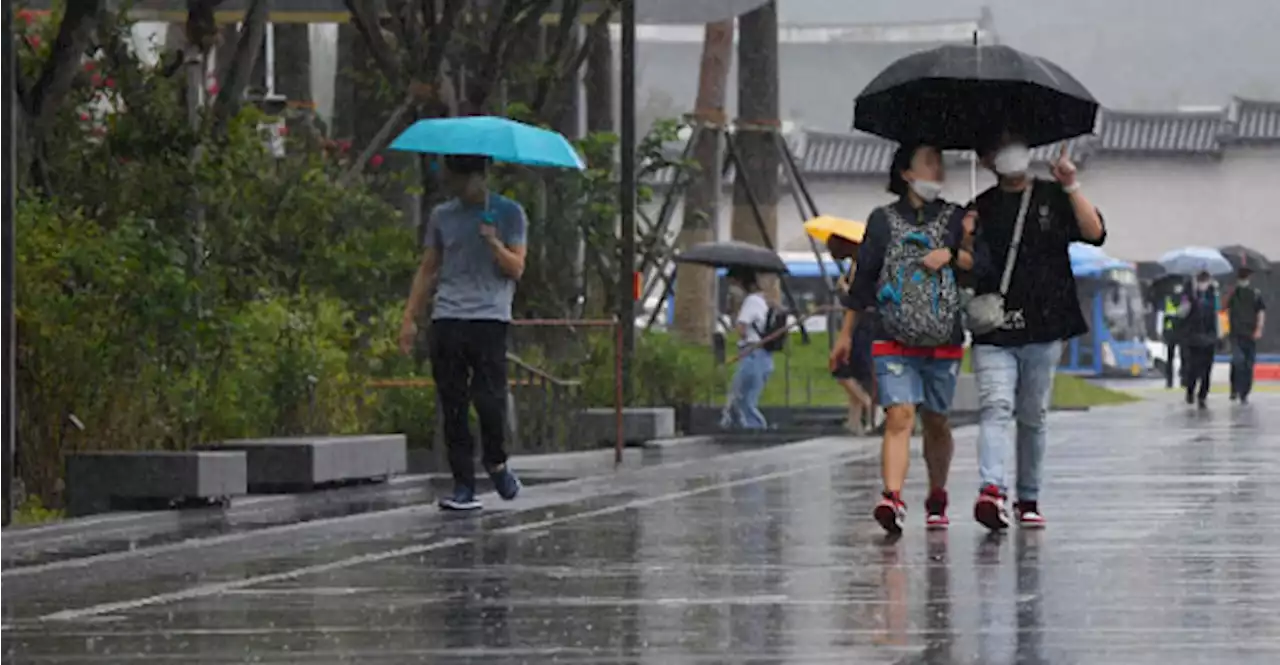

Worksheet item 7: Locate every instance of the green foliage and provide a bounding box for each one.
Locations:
[14,495,63,526]
[13,10,417,505]
[576,331,725,408]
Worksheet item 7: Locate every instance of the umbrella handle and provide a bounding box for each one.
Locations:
[727,305,841,365]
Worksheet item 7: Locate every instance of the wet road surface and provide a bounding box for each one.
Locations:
[5,391,1280,664]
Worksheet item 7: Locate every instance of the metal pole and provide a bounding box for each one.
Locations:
[3,3,16,526]
[618,0,636,403]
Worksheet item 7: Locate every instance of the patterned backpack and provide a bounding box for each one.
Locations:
[875,204,961,347]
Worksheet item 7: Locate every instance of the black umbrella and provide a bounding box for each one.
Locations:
[1218,245,1271,273]
[675,241,789,274]
[853,44,1098,150]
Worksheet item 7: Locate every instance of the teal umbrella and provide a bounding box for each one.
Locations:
[389,116,585,170]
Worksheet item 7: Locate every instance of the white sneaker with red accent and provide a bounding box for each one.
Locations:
[1016,501,1046,529]
[974,484,1010,531]
[873,492,906,535]
[924,489,950,530]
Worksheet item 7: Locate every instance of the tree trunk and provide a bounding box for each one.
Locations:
[584,18,613,140]
[274,24,311,103]
[671,20,733,344]
[580,18,614,316]
[731,1,779,251]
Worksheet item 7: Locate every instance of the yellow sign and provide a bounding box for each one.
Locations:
[1131,363,1142,377]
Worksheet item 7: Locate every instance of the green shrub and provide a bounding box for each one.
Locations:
[578,331,725,408]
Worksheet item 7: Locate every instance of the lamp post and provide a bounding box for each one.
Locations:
[0,0,17,529]
[617,0,636,403]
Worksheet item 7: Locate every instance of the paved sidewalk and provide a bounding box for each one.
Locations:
[5,392,1280,664]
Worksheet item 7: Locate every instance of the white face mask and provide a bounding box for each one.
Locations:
[993,143,1031,176]
[909,179,944,202]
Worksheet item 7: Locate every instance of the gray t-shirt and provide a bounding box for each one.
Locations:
[425,193,528,322]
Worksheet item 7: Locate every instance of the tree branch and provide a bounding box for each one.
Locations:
[533,1,615,119]
[344,0,403,86]
[211,0,269,130]
[24,0,104,130]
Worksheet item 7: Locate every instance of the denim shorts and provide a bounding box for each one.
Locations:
[873,354,961,414]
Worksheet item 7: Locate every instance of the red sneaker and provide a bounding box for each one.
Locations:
[924,488,950,530]
[974,484,1010,531]
[1015,500,1046,529]
[873,491,906,535]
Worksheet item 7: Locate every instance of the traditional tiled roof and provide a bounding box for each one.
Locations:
[1095,109,1225,155]
[799,131,896,176]
[1227,98,1280,142]
[796,132,1092,176]
[645,97,1280,184]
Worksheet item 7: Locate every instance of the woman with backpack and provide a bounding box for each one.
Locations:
[721,267,776,430]
[829,143,987,535]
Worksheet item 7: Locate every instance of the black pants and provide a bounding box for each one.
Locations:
[1184,344,1214,402]
[1164,342,1179,388]
[1230,335,1258,398]
[431,319,509,492]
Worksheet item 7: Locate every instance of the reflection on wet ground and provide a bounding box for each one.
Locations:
[5,392,1280,663]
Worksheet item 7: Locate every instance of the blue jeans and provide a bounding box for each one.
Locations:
[722,349,774,429]
[973,341,1061,501]
[1230,336,1257,398]
[873,354,960,414]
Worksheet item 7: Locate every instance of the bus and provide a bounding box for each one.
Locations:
[1058,244,1153,377]
[645,250,846,333]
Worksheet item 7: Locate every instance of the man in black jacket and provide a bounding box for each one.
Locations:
[969,136,1105,532]
[1227,268,1266,404]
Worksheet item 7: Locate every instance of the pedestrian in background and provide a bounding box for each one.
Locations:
[1227,268,1266,404]
[968,135,1105,531]
[827,235,874,434]
[1160,282,1186,389]
[398,154,525,511]
[721,268,777,430]
[1179,270,1221,409]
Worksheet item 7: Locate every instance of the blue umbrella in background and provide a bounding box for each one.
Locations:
[1158,246,1233,277]
[390,116,586,170]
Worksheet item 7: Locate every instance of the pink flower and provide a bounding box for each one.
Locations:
[83,61,97,72]
[337,140,352,153]
[207,83,220,96]
[104,78,115,89]
[16,10,34,24]
[277,125,289,136]
[90,73,102,87]
[369,154,384,168]
[79,112,91,122]
[27,35,42,49]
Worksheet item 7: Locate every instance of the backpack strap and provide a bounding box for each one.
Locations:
[998,185,1035,297]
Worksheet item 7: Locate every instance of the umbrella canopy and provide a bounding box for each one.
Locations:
[1159,246,1233,277]
[390,116,585,170]
[853,44,1098,149]
[803,216,866,245]
[1218,245,1271,273]
[675,241,789,274]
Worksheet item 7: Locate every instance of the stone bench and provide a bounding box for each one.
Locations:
[65,451,247,517]
[204,435,407,492]
[573,407,676,447]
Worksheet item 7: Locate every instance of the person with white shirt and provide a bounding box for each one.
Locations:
[721,268,775,430]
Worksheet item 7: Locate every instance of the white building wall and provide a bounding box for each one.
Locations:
[646,147,1280,262]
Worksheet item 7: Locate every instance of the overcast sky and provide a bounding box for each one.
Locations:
[779,0,1280,110]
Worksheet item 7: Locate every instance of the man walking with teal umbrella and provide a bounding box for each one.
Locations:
[398,154,527,511]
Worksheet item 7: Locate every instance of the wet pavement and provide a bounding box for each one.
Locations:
[5,391,1280,664]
